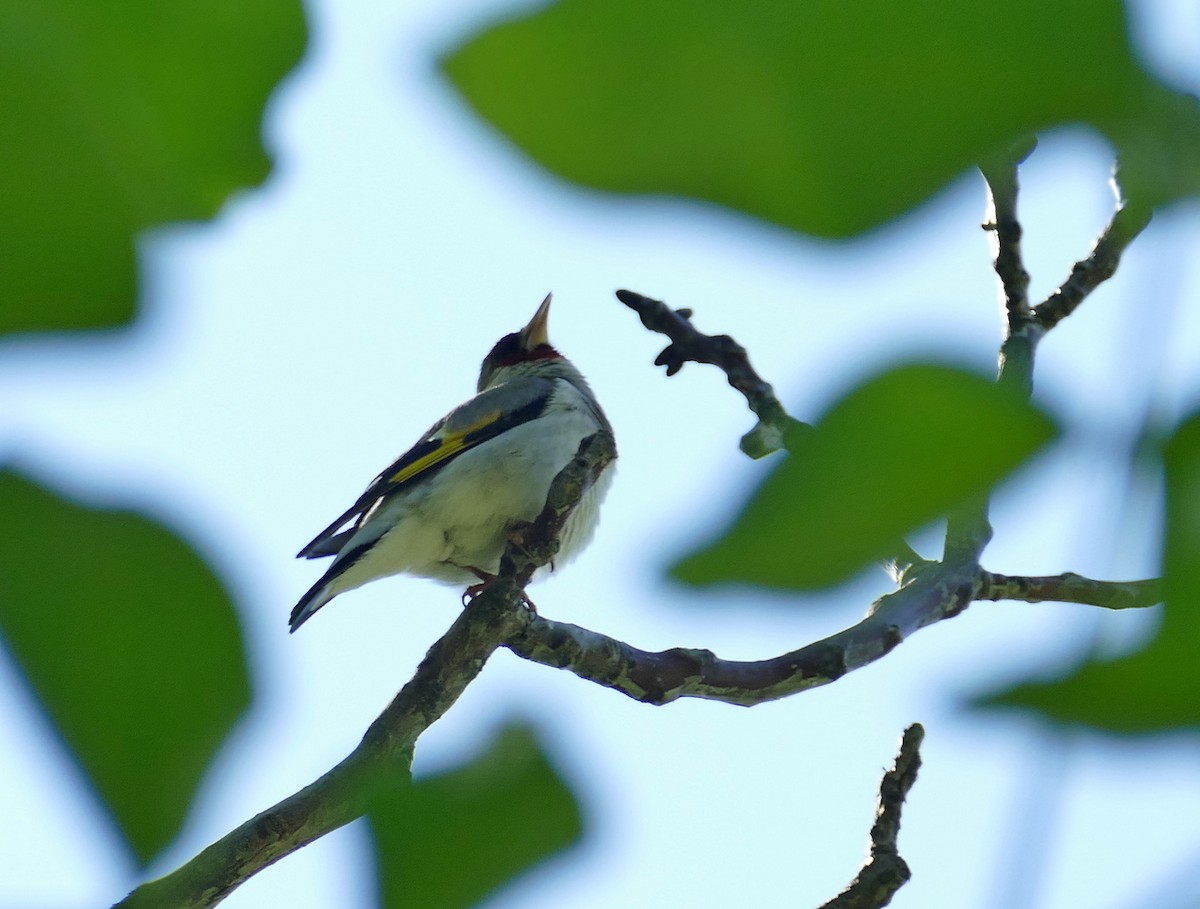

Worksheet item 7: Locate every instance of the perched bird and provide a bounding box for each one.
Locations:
[289,294,615,632]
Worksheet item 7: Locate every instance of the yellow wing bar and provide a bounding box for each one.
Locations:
[386,408,502,486]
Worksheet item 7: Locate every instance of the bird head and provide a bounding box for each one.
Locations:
[477,293,564,391]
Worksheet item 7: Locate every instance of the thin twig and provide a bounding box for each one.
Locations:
[614,288,917,572]
[979,571,1162,611]
[947,153,1047,561]
[980,155,1032,322]
[819,724,925,909]
[1034,184,1151,330]
[980,147,1043,402]
[615,288,811,458]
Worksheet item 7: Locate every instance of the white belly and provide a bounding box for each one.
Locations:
[327,400,613,597]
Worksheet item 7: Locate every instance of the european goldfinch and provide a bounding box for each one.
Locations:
[289,294,615,632]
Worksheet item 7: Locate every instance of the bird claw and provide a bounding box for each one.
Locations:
[461,582,487,605]
[460,569,537,613]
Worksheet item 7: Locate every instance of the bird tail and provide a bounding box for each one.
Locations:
[289,577,337,633]
[296,529,353,559]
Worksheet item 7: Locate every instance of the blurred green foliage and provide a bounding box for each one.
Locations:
[0,469,251,864]
[443,0,1199,237]
[0,0,303,874]
[976,413,1200,732]
[444,0,1199,742]
[0,0,306,335]
[3,0,1197,905]
[673,363,1057,589]
[368,724,584,909]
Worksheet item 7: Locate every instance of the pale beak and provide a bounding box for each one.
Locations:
[519,292,553,350]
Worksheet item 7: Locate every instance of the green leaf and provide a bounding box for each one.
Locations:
[367,724,584,909]
[1106,83,1200,215]
[1164,414,1200,620]
[442,0,1197,237]
[673,363,1057,590]
[0,469,251,865]
[973,413,1200,733]
[0,0,306,336]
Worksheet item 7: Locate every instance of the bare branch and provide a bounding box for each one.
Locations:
[979,571,1162,611]
[507,558,981,706]
[113,433,616,909]
[949,150,1050,562]
[980,145,1044,401]
[819,724,925,909]
[506,562,1161,708]
[117,593,527,909]
[1034,181,1151,330]
[982,145,1149,337]
[614,288,921,572]
[969,160,1145,572]
[980,153,1033,322]
[503,432,618,586]
[951,149,1061,563]
[615,288,811,458]
[943,492,994,563]
[612,178,1155,705]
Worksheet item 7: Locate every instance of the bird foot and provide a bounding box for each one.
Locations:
[461,575,493,605]
[460,568,537,613]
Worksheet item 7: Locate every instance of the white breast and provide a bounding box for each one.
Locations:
[328,378,614,597]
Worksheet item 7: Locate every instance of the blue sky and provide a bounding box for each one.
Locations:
[2,1,1200,907]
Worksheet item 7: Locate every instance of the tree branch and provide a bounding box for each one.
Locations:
[1033,181,1151,331]
[946,150,1050,562]
[954,157,1149,599]
[614,288,920,572]
[980,152,1033,322]
[506,563,1160,708]
[819,724,924,909]
[980,146,1043,400]
[120,153,1152,907]
[113,433,616,909]
[978,570,1162,611]
[605,199,1154,706]
[615,288,811,458]
[507,555,981,706]
[117,596,524,909]
[118,602,525,909]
